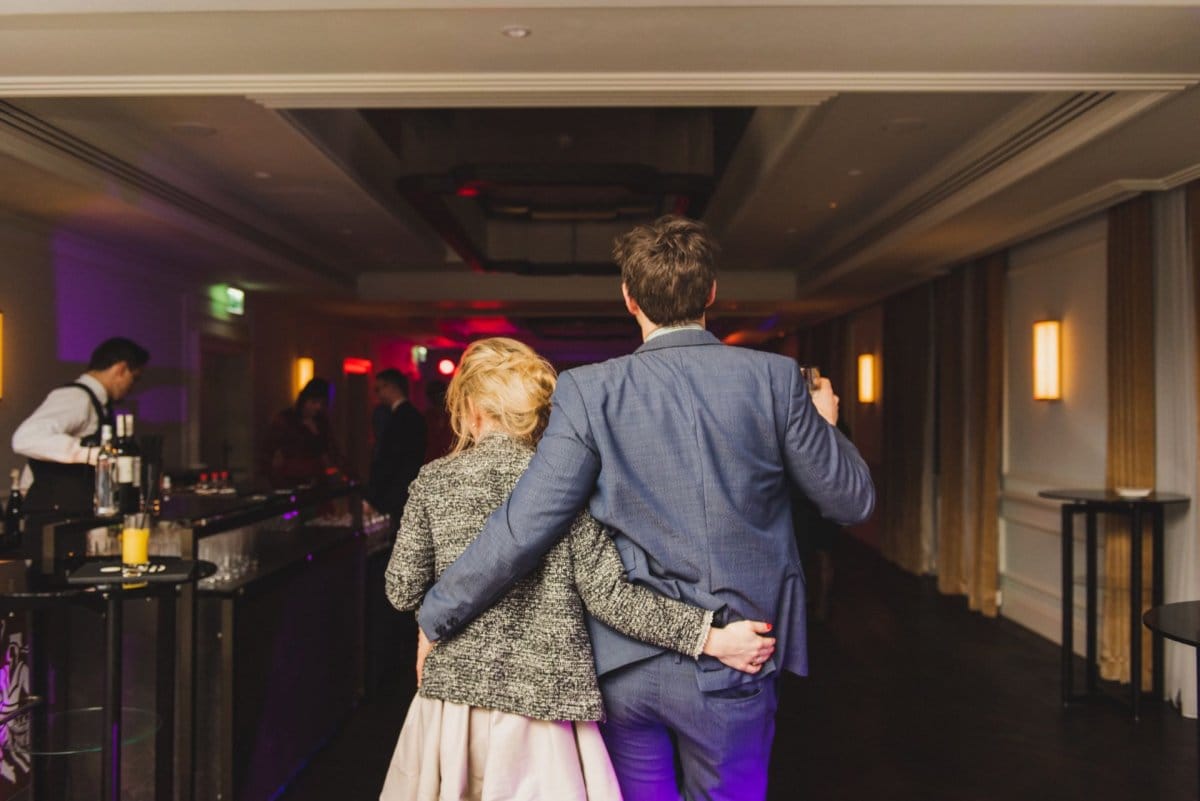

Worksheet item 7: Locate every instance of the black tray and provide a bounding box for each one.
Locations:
[67,558,199,585]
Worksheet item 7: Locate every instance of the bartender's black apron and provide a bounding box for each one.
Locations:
[24,383,114,515]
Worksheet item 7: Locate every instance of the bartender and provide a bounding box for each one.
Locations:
[12,337,149,515]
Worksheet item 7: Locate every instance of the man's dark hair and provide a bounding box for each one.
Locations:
[376,369,409,396]
[612,215,719,326]
[88,337,150,371]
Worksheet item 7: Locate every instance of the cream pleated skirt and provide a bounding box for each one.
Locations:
[379,695,623,801]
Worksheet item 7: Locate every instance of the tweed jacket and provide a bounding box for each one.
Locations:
[385,433,713,721]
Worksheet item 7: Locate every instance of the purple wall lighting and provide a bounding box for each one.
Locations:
[126,385,187,425]
[52,234,184,369]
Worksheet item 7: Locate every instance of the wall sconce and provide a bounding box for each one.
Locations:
[295,356,314,396]
[858,353,876,404]
[1033,320,1061,400]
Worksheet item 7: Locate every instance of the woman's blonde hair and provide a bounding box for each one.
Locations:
[445,337,557,454]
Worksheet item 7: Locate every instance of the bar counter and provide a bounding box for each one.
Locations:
[13,479,392,801]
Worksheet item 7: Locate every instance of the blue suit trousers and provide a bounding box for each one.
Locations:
[599,653,779,801]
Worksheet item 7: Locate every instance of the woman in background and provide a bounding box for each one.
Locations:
[382,337,773,801]
[262,377,340,488]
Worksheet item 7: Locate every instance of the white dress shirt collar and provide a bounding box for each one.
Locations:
[644,322,705,343]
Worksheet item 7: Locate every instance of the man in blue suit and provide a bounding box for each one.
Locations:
[419,215,875,800]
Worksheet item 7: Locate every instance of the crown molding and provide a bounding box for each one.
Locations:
[910,163,1200,275]
[852,162,1199,288]
[0,72,1195,104]
[8,0,1200,13]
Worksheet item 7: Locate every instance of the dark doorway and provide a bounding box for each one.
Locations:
[199,337,253,482]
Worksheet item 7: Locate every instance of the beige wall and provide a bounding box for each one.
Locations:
[1000,214,1108,646]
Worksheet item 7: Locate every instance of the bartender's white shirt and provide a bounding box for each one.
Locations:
[12,374,107,489]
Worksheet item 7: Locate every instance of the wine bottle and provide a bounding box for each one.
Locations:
[95,424,119,516]
[2,468,23,552]
[116,414,143,514]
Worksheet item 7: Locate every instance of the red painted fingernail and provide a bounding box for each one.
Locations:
[765,623,773,632]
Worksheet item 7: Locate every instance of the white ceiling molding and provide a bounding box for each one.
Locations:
[0,73,1196,103]
[9,0,1200,13]
[1155,161,1200,191]
[911,162,1200,276]
[798,90,1174,292]
[904,184,1142,281]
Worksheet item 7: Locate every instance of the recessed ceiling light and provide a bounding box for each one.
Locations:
[501,24,532,38]
[848,168,863,177]
[169,121,217,137]
[828,201,838,209]
[253,170,272,180]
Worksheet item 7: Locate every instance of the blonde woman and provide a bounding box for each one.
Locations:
[381,338,774,801]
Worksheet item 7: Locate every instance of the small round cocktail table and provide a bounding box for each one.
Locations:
[1144,602,1200,799]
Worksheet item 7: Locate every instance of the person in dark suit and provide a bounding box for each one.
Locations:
[367,369,426,529]
[417,215,875,800]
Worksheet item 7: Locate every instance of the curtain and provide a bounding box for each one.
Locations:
[1155,186,1199,717]
[881,283,935,574]
[968,254,1005,616]
[935,268,967,597]
[1102,194,1156,687]
[801,318,849,395]
[933,254,1005,616]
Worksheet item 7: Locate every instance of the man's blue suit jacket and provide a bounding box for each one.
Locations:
[418,328,875,692]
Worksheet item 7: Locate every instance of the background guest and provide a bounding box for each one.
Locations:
[367,369,426,529]
[262,377,340,488]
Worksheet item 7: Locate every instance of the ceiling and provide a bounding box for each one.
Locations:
[0,1,1198,360]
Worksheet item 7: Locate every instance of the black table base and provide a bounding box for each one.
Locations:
[1043,490,1188,720]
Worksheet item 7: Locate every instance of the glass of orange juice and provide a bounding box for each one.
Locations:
[122,514,151,571]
